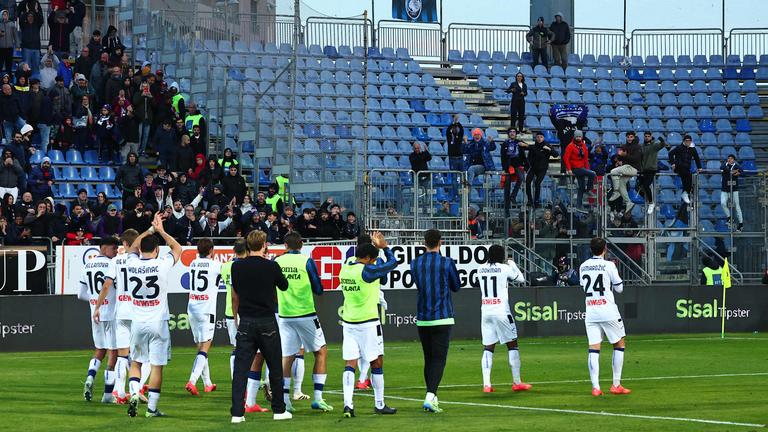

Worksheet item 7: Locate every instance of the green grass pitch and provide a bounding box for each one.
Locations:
[1,333,766,432]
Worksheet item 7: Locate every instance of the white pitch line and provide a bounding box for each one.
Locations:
[327,391,765,428]
[388,371,768,390]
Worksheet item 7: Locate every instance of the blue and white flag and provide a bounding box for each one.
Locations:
[392,0,438,23]
[550,104,589,146]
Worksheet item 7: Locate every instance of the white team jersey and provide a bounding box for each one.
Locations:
[126,252,176,322]
[477,260,525,316]
[79,255,117,321]
[579,256,624,323]
[113,252,136,320]
[187,257,222,316]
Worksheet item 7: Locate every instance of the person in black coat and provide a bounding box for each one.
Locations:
[174,134,195,174]
[222,165,247,205]
[173,172,197,205]
[668,134,702,204]
[525,131,557,207]
[19,9,43,76]
[505,72,527,132]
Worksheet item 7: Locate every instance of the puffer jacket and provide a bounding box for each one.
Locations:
[462,138,497,171]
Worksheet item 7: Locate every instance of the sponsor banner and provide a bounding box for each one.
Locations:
[1,285,766,352]
[0,249,48,295]
[55,245,495,295]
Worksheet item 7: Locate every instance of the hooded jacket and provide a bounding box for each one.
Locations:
[188,153,206,181]
[549,19,571,45]
[19,10,43,50]
[668,143,702,172]
[0,12,18,49]
[27,160,55,197]
[526,140,558,171]
[47,10,74,53]
[115,154,145,192]
[639,138,667,172]
[0,157,24,188]
[102,25,124,54]
[462,138,497,171]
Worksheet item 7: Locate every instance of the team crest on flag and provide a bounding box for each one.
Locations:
[392,0,437,23]
[406,0,422,20]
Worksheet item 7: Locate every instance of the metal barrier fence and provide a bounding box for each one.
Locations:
[446,23,530,58]
[728,28,768,58]
[630,28,725,59]
[377,20,442,59]
[305,16,372,49]
[571,27,626,57]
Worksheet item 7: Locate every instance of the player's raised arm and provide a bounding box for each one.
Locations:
[153,212,182,264]
[507,258,526,284]
[129,224,155,253]
[361,232,397,283]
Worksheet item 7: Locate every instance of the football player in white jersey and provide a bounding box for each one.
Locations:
[125,213,182,418]
[579,237,631,396]
[475,245,532,393]
[78,236,120,403]
[93,229,139,404]
[185,237,222,396]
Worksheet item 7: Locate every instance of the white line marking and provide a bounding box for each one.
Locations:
[327,391,766,428]
[388,372,768,390]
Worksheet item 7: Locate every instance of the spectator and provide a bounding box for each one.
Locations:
[242,209,268,237]
[0,151,24,200]
[435,200,453,217]
[317,210,339,239]
[73,46,92,79]
[56,55,73,87]
[463,128,496,185]
[253,191,269,214]
[409,141,431,190]
[14,190,33,216]
[152,119,176,168]
[67,202,91,231]
[172,171,195,204]
[91,191,107,218]
[1,191,14,220]
[468,206,485,239]
[0,214,7,244]
[526,17,553,69]
[27,156,54,200]
[222,164,247,205]
[608,131,642,213]
[549,12,571,69]
[187,153,206,183]
[218,147,239,171]
[525,131,557,207]
[115,152,144,201]
[0,0,15,21]
[103,66,123,107]
[132,80,154,155]
[203,156,223,187]
[65,225,93,245]
[67,0,86,52]
[296,208,318,238]
[169,81,186,118]
[94,103,118,162]
[206,183,230,210]
[534,208,557,261]
[173,134,194,173]
[47,9,74,59]
[54,115,73,150]
[189,124,205,156]
[122,199,151,232]
[199,208,233,237]
[102,25,124,55]
[70,187,92,212]
[25,78,53,153]
[89,52,109,104]
[504,72,527,132]
[550,256,579,286]
[341,211,360,239]
[501,128,528,214]
[86,30,102,58]
[138,172,156,203]
[118,104,139,160]
[563,130,596,208]
[1,83,26,141]
[185,101,206,139]
[720,154,743,232]
[19,9,43,76]
[39,53,59,90]
[23,199,51,237]
[638,133,667,215]
[49,75,72,121]
[238,194,253,214]
[0,9,17,76]
[445,113,464,172]
[175,204,202,245]
[72,94,93,153]
[149,187,172,214]
[668,134,702,205]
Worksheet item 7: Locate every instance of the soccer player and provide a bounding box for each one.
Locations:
[78,236,120,403]
[93,229,139,404]
[275,232,333,412]
[339,232,397,418]
[475,245,532,393]
[221,238,270,413]
[185,238,222,395]
[579,237,631,396]
[126,213,182,417]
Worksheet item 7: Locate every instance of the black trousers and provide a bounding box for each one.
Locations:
[503,166,525,212]
[677,169,693,193]
[639,170,656,203]
[509,99,525,131]
[0,48,13,75]
[418,325,452,395]
[531,47,549,68]
[526,168,547,205]
[231,316,285,417]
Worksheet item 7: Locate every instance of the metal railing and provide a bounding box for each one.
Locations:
[446,23,530,58]
[630,28,725,59]
[305,16,372,50]
[377,20,442,59]
[571,27,626,57]
[728,28,768,58]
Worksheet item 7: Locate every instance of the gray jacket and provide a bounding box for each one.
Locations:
[526,24,553,50]
[0,18,19,49]
[0,158,24,188]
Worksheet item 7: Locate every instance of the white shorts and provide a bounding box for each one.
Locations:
[279,316,327,357]
[115,319,132,349]
[189,313,215,344]
[342,321,383,363]
[226,318,237,347]
[130,320,171,366]
[92,320,116,350]
[585,319,626,345]
[481,313,518,346]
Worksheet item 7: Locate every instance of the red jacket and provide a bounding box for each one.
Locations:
[563,140,590,171]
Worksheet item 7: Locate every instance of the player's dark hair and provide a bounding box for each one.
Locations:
[120,229,139,246]
[197,238,214,258]
[424,229,441,249]
[284,232,303,251]
[232,238,248,257]
[590,237,607,256]
[357,233,372,246]
[140,235,160,253]
[356,243,379,260]
[488,245,506,264]
[99,236,120,247]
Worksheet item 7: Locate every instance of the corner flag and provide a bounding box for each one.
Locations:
[720,258,732,339]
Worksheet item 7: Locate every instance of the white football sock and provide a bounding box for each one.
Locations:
[147,389,160,411]
[313,373,326,401]
[246,371,261,406]
[128,377,141,396]
[357,358,369,383]
[103,369,115,396]
[114,356,128,397]
[139,362,151,387]
[283,377,291,405]
[371,367,384,409]
[612,348,625,386]
[588,349,601,390]
[292,356,305,394]
[342,366,355,408]
[201,357,213,387]
[425,392,436,403]
[481,349,493,387]
[86,358,101,382]
[188,352,207,385]
[508,348,521,385]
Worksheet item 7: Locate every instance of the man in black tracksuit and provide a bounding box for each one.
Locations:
[668,134,702,205]
[638,132,667,215]
[501,128,528,214]
[525,131,557,207]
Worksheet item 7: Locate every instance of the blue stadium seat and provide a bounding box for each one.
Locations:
[715,119,732,132]
[48,149,66,165]
[735,119,752,133]
[698,120,716,133]
[730,106,746,119]
[740,68,756,79]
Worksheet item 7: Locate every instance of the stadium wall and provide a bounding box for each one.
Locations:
[0,285,765,352]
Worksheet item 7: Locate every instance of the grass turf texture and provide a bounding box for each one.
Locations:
[1,333,766,432]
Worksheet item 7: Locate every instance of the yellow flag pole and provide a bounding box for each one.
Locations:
[720,282,726,339]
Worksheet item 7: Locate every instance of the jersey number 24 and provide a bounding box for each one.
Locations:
[581,274,605,297]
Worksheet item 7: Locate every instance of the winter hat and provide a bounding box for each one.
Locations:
[141,61,151,68]
[107,204,117,211]
[20,124,34,135]
[573,130,583,138]
[75,73,86,81]
[42,156,51,164]
[170,81,179,91]
[555,11,563,17]
[471,128,483,137]
[537,16,544,23]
